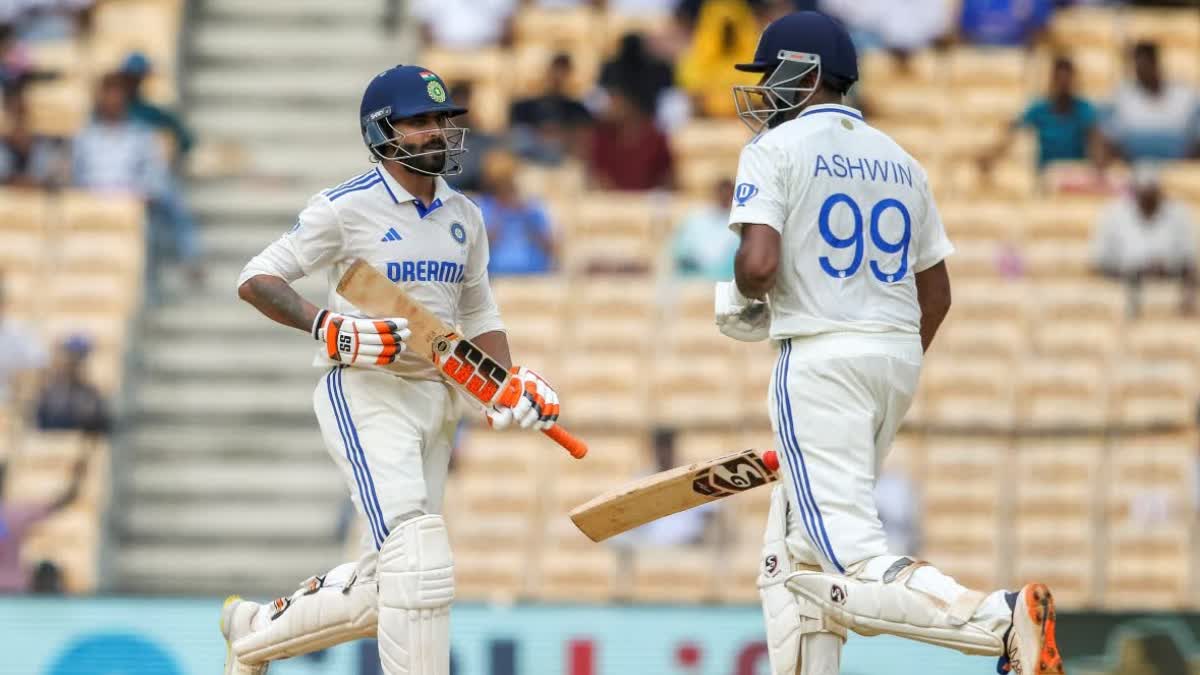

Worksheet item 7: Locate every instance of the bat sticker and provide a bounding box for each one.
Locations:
[692,453,775,497]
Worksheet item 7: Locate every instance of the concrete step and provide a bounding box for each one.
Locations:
[189,181,314,216]
[134,378,316,418]
[190,68,366,102]
[128,458,343,500]
[191,26,393,66]
[204,0,382,22]
[115,542,345,594]
[123,501,344,540]
[189,108,356,143]
[130,424,326,459]
[142,338,317,377]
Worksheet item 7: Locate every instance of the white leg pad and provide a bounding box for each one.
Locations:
[377,514,454,675]
[760,486,845,675]
[231,561,379,664]
[785,557,1004,657]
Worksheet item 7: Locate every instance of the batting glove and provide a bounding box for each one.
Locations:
[715,281,770,342]
[487,366,560,431]
[313,309,411,366]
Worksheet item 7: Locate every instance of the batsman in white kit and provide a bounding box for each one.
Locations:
[716,12,1065,675]
[221,65,561,674]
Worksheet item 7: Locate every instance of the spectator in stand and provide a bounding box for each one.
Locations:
[443,82,499,194]
[820,0,951,56]
[1104,41,1200,161]
[0,88,64,187]
[410,0,516,49]
[73,73,200,296]
[979,55,1104,172]
[597,33,675,119]
[0,272,48,406]
[118,52,194,166]
[587,88,674,191]
[0,447,94,593]
[1092,164,1197,316]
[15,0,92,42]
[672,178,739,281]
[36,334,110,435]
[959,0,1054,47]
[675,0,761,118]
[478,150,557,276]
[509,52,592,165]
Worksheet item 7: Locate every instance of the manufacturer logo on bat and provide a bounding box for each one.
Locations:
[691,453,775,497]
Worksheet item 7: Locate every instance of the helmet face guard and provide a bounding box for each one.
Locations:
[362,108,469,176]
[733,50,821,135]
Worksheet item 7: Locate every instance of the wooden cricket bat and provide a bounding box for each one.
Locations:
[336,259,587,459]
[570,448,779,542]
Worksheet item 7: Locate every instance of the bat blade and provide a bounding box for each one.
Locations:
[336,259,587,459]
[569,449,778,542]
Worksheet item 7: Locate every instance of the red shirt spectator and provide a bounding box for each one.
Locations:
[587,90,674,191]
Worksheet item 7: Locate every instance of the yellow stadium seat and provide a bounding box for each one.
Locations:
[0,188,49,230]
[739,350,775,426]
[878,124,942,163]
[949,160,1037,200]
[862,84,950,128]
[536,546,619,602]
[922,437,1007,590]
[921,356,1016,429]
[48,272,140,315]
[1031,279,1126,322]
[1111,358,1197,427]
[1126,316,1200,361]
[559,355,650,427]
[859,50,940,87]
[1024,198,1102,241]
[59,192,144,232]
[940,200,1024,239]
[510,43,599,100]
[1023,238,1094,279]
[630,548,717,603]
[716,542,763,603]
[673,431,737,467]
[0,230,44,273]
[514,6,599,50]
[947,236,1005,278]
[561,193,659,272]
[950,279,1028,321]
[452,545,529,602]
[937,315,1028,361]
[42,312,129,353]
[1018,356,1109,429]
[27,40,85,79]
[677,156,736,200]
[1134,280,1195,319]
[602,11,674,57]
[671,119,752,163]
[465,82,509,134]
[455,432,547,478]
[947,48,1028,88]
[1160,162,1200,202]
[25,79,89,137]
[452,475,539,516]
[955,86,1027,127]
[1030,317,1119,359]
[1048,6,1119,50]
[1124,8,1200,49]
[58,230,144,277]
[653,355,740,427]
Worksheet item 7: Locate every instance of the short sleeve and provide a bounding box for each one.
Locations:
[727,141,788,234]
[237,194,343,286]
[913,176,955,273]
[458,218,505,338]
[1077,100,1098,128]
[1017,102,1038,128]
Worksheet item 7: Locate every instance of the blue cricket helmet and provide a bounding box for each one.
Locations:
[359,65,469,174]
[732,11,859,134]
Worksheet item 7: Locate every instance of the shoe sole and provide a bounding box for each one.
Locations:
[1024,584,1065,674]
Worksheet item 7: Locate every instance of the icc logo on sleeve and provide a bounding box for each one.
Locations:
[734,183,759,206]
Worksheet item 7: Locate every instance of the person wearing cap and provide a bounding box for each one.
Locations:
[35,334,110,434]
[118,51,195,162]
[715,11,1064,675]
[226,64,564,675]
[1093,164,1197,315]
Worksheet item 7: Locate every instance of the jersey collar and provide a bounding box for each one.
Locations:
[374,165,458,219]
[799,104,865,121]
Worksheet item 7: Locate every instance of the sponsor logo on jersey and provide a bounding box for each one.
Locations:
[734,182,759,206]
[386,260,465,284]
[449,222,467,245]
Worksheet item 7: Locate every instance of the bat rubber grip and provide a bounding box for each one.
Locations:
[545,424,588,459]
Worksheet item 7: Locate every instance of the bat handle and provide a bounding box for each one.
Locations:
[545,424,588,459]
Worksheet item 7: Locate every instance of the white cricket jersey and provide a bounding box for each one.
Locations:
[728,104,954,340]
[239,165,504,380]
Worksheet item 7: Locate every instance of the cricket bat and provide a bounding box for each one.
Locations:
[336,259,587,459]
[569,448,779,542]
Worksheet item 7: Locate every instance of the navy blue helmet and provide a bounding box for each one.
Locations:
[359,65,468,175]
[732,11,859,134]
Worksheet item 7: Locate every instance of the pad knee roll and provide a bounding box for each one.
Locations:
[378,513,454,675]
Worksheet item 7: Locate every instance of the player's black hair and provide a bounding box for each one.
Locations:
[1052,55,1075,73]
[822,73,855,96]
[1132,40,1159,61]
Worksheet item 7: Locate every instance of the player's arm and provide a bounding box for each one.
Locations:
[237,195,409,365]
[734,224,781,299]
[914,261,951,353]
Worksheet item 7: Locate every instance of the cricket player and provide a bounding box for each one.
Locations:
[220,65,560,675]
[715,12,1064,675]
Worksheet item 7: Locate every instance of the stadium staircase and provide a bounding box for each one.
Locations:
[113,0,415,594]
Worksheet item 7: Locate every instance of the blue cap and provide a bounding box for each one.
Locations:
[735,11,858,85]
[62,333,92,356]
[120,51,151,76]
[359,65,466,131]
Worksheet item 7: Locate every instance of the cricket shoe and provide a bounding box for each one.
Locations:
[222,595,269,675]
[996,583,1064,674]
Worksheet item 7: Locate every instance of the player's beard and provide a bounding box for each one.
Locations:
[397,136,448,175]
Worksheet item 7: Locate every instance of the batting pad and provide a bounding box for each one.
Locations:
[378,514,454,675]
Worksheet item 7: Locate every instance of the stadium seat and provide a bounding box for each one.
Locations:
[1031,280,1126,323]
[455,432,546,478]
[1023,238,1094,279]
[27,40,86,79]
[559,355,650,427]
[862,84,949,128]
[670,119,752,164]
[546,430,642,483]
[674,431,737,467]
[630,547,718,603]
[939,199,1024,240]
[717,542,763,603]
[0,188,50,231]
[1031,317,1119,359]
[1125,316,1200,361]
[1134,281,1196,319]
[1010,437,1101,607]
[514,6,599,53]
[420,48,510,93]
[1110,358,1197,427]
[602,11,674,57]
[1024,198,1102,241]
[921,437,1006,591]
[947,48,1028,88]
[859,49,940,87]
[562,193,659,272]
[511,43,599,99]
[652,355,740,427]
[1124,8,1200,50]
[59,191,145,231]
[25,79,90,137]
[677,156,736,199]
[1048,6,1119,51]
[57,230,144,277]
[48,272,140,315]
[947,235,1006,278]
[947,279,1028,320]
[937,315,1028,361]
[452,544,529,602]
[537,546,619,602]
[921,356,1016,430]
[1159,162,1200,202]
[42,312,129,354]
[1018,356,1109,429]
[0,230,44,273]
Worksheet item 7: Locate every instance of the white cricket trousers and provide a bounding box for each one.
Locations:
[314,365,460,551]
[767,332,922,573]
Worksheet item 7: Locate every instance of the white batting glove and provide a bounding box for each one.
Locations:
[715,281,770,342]
[312,309,411,366]
[487,366,560,431]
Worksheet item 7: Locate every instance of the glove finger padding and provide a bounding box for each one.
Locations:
[314,311,410,366]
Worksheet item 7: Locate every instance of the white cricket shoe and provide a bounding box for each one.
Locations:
[221,595,269,675]
[997,583,1065,674]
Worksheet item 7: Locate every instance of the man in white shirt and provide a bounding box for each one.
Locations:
[1093,163,1197,315]
[718,11,1064,675]
[220,65,562,675]
[1105,41,1200,161]
[0,272,47,406]
[408,0,516,49]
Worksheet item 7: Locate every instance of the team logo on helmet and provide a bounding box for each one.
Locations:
[450,222,466,244]
[427,81,447,103]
